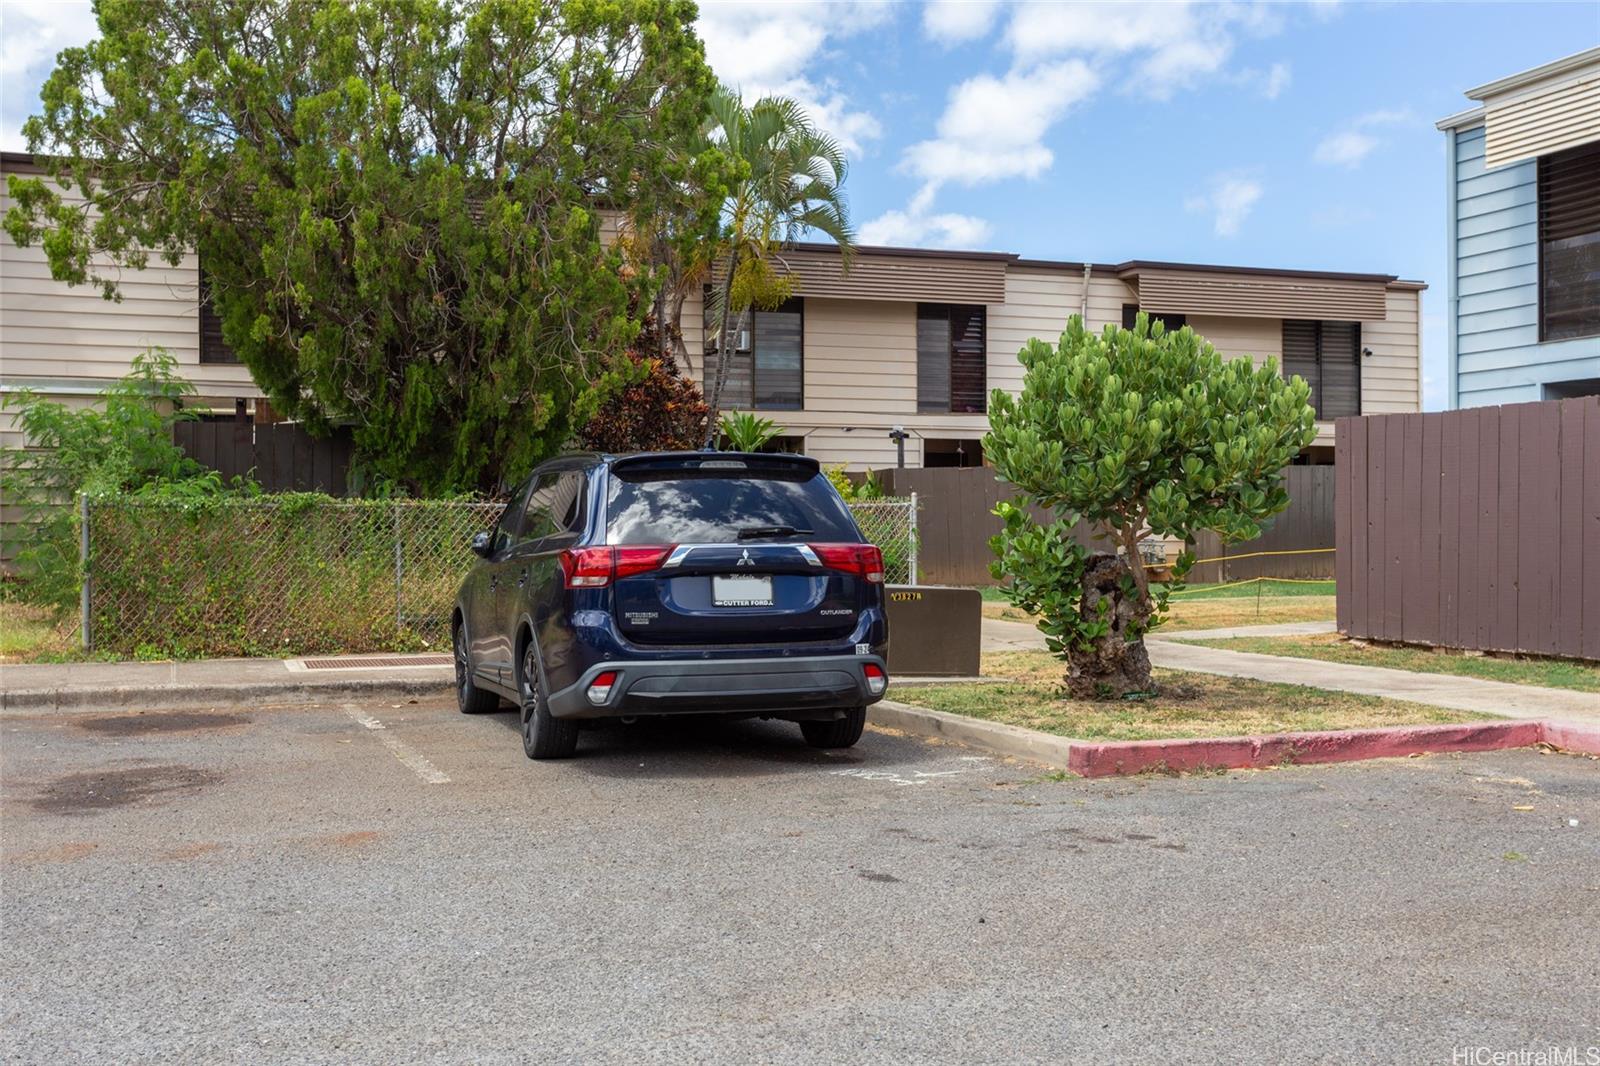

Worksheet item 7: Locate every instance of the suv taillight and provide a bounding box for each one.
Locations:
[559,546,673,588]
[809,543,885,584]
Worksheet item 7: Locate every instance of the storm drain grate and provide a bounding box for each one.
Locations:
[299,655,453,670]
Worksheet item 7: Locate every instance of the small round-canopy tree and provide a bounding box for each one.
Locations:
[4,0,719,495]
[985,314,1317,698]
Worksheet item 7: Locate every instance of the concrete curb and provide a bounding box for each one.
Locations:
[870,700,1076,768]
[871,698,1600,777]
[1,673,454,714]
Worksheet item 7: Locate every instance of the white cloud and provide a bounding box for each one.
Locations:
[922,0,1003,45]
[1,0,98,152]
[1261,61,1291,100]
[1314,130,1378,168]
[859,204,993,249]
[1313,109,1412,168]
[902,60,1099,187]
[1185,174,1262,237]
[1002,1,1279,100]
[696,1,890,156]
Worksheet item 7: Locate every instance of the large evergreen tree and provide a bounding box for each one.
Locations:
[5,0,721,493]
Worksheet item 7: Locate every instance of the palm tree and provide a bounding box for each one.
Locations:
[697,88,855,442]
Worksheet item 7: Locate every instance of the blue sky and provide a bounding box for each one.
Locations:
[5,1,1599,408]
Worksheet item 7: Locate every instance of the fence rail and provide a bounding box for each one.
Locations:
[79,494,918,658]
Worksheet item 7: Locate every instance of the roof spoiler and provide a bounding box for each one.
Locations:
[609,451,821,476]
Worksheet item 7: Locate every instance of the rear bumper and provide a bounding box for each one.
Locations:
[546,655,888,720]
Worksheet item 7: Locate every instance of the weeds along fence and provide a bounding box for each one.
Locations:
[79,494,919,658]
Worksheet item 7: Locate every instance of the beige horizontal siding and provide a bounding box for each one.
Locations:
[800,298,917,414]
[987,268,1132,395]
[1133,269,1390,321]
[1,159,264,401]
[1483,69,1600,168]
[1186,315,1282,366]
[1360,288,1421,414]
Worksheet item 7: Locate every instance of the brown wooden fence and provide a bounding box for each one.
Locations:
[1188,466,1336,583]
[1335,398,1600,660]
[873,464,1334,587]
[175,421,353,494]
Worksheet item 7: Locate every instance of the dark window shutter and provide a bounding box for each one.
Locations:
[752,298,803,410]
[1282,320,1322,415]
[198,271,239,364]
[1122,304,1186,333]
[1319,321,1361,419]
[1539,140,1600,342]
[917,305,951,413]
[948,305,987,413]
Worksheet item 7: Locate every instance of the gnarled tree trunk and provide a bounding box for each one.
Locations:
[1064,553,1154,699]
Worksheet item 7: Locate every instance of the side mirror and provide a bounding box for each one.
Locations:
[470,531,493,558]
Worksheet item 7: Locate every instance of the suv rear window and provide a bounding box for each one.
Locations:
[605,461,860,545]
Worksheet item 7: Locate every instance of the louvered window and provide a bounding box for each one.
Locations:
[917,304,987,413]
[198,267,239,364]
[1282,320,1360,419]
[1538,140,1600,343]
[702,296,804,410]
[1120,304,1187,332]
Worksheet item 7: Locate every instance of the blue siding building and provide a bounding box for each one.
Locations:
[1438,48,1600,408]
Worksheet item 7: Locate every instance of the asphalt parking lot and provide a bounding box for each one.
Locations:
[3,697,1598,1064]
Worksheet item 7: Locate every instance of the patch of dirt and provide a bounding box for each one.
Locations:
[319,830,381,848]
[75,711,251,736]
[160,842,221,861]
[31,765,221,815]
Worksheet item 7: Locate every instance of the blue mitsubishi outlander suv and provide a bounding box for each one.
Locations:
[452,452,890,759]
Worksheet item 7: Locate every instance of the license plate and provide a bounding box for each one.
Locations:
[712,574,774,607]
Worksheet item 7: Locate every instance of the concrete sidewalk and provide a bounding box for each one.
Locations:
[980,616,1600,725]
[1,654,454,711]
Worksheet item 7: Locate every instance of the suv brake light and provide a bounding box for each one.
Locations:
[809,543,885,584]
[559,546,673,588]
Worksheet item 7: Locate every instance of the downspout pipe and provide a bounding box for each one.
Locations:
[1080,263,1092,324]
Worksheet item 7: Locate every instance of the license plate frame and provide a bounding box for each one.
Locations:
[712,574,774,608]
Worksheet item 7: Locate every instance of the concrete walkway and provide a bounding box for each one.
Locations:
[980,616,1600,725]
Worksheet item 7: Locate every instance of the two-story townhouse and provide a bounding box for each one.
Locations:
[678,247,1423,468]
[1437,46,1600,408]
[2,150,1423,473]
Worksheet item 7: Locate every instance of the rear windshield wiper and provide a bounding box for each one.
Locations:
[735,525,814,540]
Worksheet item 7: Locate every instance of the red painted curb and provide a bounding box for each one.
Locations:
[1066,720,1547,778]
[1540,721,1600,756]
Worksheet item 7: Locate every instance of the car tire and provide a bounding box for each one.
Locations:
[454,621,499,715]
[799,706,867,749]
[520,640,578,760]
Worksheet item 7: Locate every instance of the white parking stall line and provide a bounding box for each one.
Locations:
[342,705,452,785]
[831,756,992,789]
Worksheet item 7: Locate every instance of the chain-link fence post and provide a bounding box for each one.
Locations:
[393,500,404,629]
[79,492,92,651]
[907,492,919,586]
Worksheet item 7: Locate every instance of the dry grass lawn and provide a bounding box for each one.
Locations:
[0,602,75,662]
[982,593,1336,632]
[895,650,1488,742]
[1179,631,1600,694]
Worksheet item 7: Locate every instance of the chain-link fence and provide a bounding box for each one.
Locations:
[847,497,918,585]
[81,493,918,658]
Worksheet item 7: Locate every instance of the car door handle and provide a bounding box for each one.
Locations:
[516,567,529,587]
